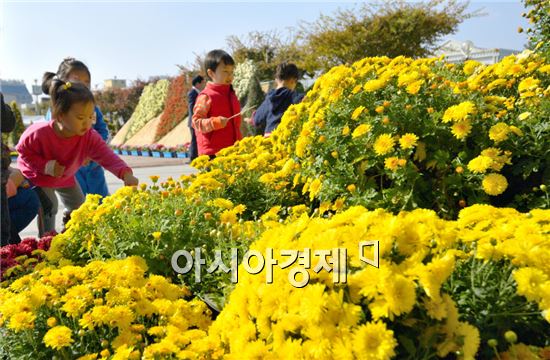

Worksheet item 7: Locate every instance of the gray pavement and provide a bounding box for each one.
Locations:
[19,156,198,239]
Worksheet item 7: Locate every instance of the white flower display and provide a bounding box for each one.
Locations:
[123,79,171,141]
[233,60,257,101]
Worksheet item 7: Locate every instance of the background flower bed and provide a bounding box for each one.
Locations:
[277,53,549,219]
[154,74,190,143]
[122,79,171,142]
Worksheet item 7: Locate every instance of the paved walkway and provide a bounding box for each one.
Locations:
[117,155,189,168]
[19,158,198,239]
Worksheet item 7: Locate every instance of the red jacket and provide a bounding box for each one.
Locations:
[194,83,242,156]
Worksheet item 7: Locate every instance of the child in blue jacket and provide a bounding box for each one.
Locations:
[252,62,304,136]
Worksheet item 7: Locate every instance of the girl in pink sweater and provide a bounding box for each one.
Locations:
[16,78,138,232]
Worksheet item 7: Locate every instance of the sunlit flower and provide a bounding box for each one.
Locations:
[43,326,74,350]
[482,173,508,196]
[373,134,395,156]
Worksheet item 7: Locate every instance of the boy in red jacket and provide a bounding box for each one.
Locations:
[192,49,242,159]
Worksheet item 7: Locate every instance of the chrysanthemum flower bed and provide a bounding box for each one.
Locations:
[155,74,189,142]
[274,52,549,219]
[1,51,549,359]
[0,257,214,359]
[123,79,171,141]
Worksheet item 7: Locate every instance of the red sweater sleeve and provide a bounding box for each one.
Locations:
[87,131,132,179]
[192,94,225,133]
[15,132,49,176]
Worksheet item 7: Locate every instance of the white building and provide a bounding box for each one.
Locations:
[435,40,521,64]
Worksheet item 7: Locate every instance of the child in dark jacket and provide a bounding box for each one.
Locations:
[192,50,242,158]
[252,62,304,136]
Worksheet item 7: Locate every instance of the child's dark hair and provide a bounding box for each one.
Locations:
[192,75,204,86]
[275,62,300,81]
[41,57,91,94]
[43,78,95,117]
[204,50,235,79]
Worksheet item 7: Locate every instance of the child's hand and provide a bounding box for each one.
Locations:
[53,161,65,177]
[123,172,139,186]
[219,117,229,127]
[245,117,254,126]
[8,168,25,187]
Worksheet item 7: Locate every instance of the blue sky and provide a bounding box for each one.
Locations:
[1,1,530,93]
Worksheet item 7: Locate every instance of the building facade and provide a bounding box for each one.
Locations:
[435,40,520,64]
[104,78,127,89]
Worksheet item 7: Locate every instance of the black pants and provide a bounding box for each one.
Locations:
[189,127,198,161]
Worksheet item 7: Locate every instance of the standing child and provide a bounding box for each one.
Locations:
[45,58,110,197]
[251,62,303,137]
[16,79,138,233]
[192,50,242,158]
[187,75,206,161]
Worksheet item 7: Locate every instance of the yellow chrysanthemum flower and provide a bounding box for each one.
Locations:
[514,267,547,302]
[518,76,540,93]
[352,321,397,360]
[518,112,532,121]
[373,134,395,156]
[309,178,322,201]
[482,173,508,196]
[456,322,481,359]
[211,198,234,209]
[463,60,481,75]
[398,133,418,150]
[397,71,420,87]
[467,156,494,174]
[384,157,400,171]
[451,120,472,140]
[352,124,372,139]
[43,326,74,350]
[370,275,416,319]
[351,106,366,120]
[442,101,476,123]
[7,311,35,332]
[489,123,511,143]
[406,80,424,95]
[363,78,387,92]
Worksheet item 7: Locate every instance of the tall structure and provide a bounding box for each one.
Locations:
[0,80,33,104]
[435,40,520,64]
[104,78,127,89]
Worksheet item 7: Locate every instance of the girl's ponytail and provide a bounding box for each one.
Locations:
[41,72,56,95]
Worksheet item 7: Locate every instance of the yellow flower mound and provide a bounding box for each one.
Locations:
[0,257,215,359]
[204,205,550,359]
[254,51,549,218]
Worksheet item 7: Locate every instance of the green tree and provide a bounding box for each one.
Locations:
[242,75,265,137]
[94,79,148,127]
[521,0,550,57]
[8,102,25,147]
[227,30,303,81]
[296,0,474,75]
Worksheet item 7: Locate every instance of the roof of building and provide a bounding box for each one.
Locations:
[0,80,33,104]
[434,40,521,64]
